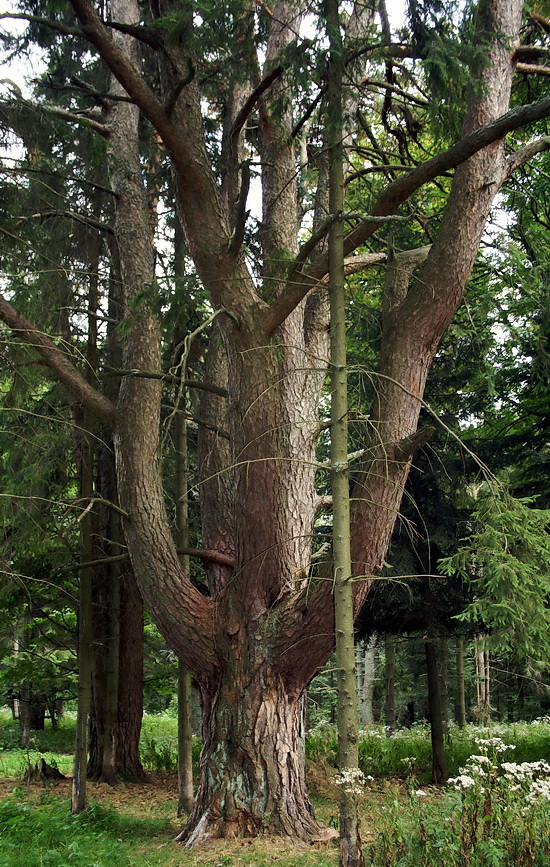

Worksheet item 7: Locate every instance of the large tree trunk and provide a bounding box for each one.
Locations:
[177,664,327,845]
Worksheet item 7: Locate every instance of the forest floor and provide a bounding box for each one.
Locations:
[1,718,548,866]
[0,770,348,866]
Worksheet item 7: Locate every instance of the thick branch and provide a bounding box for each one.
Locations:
[393,425,434,462]
[0,295,115,425]
[264,94,550,332]
[227,160,250,256]
[103,19,163,50]
[68,0,174,142]
[230,65,284,142]
[516,62,550,77]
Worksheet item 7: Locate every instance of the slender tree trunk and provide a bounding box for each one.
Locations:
[474,637,491,724]
[72,423,94,814]
[438,637,449,733]
[326,1,364,862]
[425,640,447,784]
[384,635,396,732]
[455,636,467,728]
[362,639,376,727]
[100,565,120,785]
[175,407,194,816]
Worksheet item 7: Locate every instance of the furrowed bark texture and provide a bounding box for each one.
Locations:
[9,0,535,845]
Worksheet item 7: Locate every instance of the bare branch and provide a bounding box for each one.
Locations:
[360,77,429,107]
[41,103,110,137]
[18,208,114,234]
[75,547,234,570]
[286,212,340,286]
[165,61,195,117]
[531,11,550,33]
[103,19,163,50]
[68,0,173,141]
[505,136,550,177]
[264,94,550,333]
[343,251,387,277]
[0,295,115,425]
[0,11,84,38]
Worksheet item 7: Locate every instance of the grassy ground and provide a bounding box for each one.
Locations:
[1,712,549,866]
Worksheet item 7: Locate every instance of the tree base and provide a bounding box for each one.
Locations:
[175,802,338,848]
[24,758,67,783]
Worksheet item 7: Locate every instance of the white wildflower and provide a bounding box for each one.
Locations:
[448,775,476,790]
[335,767,366,796]
[527,780,550,803]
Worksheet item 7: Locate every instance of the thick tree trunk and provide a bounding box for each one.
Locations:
[177,664,330,845]
[48,0,532,844]
[115,571,147,781]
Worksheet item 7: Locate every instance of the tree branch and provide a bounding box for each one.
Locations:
[41,103,110,137]
[264,94,550,333]
[102,368,228,397]
[103,19,163,50]
[227,159,250,255]
[0,295,115,425]
[230,65,284,142]
[18,208,114,235]
[0,12,84,38]
[286,212,340,286]
[76,546,234,570]
[165,61,195,117]
[516,62,550,77]
[505,136,550,177]
[393,425,434,462]
[68,0,174,142]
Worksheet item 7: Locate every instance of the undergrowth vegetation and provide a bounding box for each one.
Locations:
[0,710,548,866]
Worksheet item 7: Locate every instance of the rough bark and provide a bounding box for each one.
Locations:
[176,666,330,846]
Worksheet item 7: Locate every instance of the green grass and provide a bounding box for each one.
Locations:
[1,711,549,866]
[306,717,550,781]
[0,795,179,867]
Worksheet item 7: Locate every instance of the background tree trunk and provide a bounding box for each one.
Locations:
[384,635,396,732]
[425,640,448,784]
[456,636,467,728]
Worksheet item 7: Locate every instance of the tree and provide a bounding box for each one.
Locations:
[1,0,549,845]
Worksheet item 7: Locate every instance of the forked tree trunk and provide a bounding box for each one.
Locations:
[3,0,535,846]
